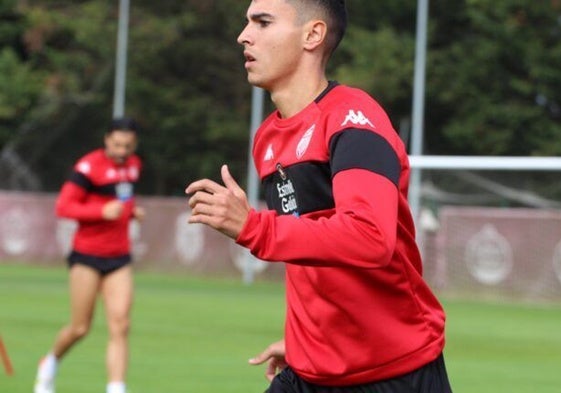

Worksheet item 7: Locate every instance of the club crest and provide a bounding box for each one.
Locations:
[296,124,315,159]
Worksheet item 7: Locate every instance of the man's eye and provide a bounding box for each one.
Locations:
[259,20,271,27]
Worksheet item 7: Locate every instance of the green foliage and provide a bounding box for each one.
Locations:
[427,0,561,155]
[0,49,44,134]
[0,0,560,194]
[125,0,250,195]
[0,4,42,147]
[0,1,120,190]
[346,0,417,32]
[333,25,415,124]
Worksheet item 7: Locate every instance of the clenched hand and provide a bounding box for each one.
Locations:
[185,164,251,239]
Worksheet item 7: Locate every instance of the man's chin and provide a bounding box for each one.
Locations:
[247,76,268,90]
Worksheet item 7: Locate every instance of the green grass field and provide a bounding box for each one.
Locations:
[1,263,561,393]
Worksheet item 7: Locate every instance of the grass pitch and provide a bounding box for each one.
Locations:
[1,263,561,392]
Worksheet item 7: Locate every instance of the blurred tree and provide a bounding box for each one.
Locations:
[332,0,417,144]
[333,25,415,138]
[0,0,254,195]
[126,0,251,195]
[427,0,561,155]
[0,1,118,189]
[0,0,559,195]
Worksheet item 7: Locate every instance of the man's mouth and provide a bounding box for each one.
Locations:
[244,51,256,64]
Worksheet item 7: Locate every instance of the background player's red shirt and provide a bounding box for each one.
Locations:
[56,148,141,257]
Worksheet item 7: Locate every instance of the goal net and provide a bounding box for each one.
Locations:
[410,156,561,302]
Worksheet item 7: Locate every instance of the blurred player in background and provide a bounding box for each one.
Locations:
[34,117,144,393]
[186,0,452,392]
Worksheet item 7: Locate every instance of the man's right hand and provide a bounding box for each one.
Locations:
[248,339,287,382]
[102,200,124,220]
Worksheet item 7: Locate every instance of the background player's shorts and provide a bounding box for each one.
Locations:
[265,353,453,393]
[67,251,131,276]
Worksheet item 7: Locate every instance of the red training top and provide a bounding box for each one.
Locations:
[56,148,141,257]
[237,82,446,386]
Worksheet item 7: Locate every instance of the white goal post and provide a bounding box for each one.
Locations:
[408,155,561,171]
[407,155,561,226]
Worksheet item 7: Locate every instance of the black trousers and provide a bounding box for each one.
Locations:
[265,354,453,393]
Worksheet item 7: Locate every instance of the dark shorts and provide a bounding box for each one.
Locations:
[67,251,131,276]
[266,353,452,393]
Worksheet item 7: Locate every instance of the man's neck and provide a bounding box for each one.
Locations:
[270,75,329,119]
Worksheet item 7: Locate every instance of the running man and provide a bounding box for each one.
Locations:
[35,117,143,393]
[186,1,453,392]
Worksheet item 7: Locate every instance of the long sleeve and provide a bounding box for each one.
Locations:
[237,168,399,268]
[55,181,105,221]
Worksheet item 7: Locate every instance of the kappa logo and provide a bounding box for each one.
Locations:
[264,143,274,161]
[341,109,374,128]
[296,124,315,159]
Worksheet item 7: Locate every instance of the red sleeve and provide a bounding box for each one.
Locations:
[55,182,105,221]
[236,169,398,269]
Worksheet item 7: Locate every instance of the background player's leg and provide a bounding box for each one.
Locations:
[101,265,133,393]
[35,264,100,393]
[53,264,101,356]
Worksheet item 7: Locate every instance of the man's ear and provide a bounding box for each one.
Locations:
[303,19,327,51]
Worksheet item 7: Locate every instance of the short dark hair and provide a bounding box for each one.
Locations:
[109,117,139,134]
[291,0,347,58]
[319,0,347,56]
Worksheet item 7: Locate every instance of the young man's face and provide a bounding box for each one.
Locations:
[104,130,137,164]
[237,0,305,91]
